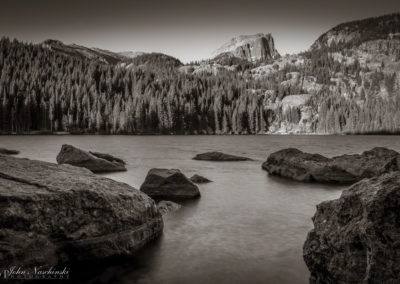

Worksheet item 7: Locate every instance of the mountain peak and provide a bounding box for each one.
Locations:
[212,33,279,62]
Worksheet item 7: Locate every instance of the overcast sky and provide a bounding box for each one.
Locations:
[0,0,399,62]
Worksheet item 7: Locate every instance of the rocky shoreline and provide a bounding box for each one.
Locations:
[261,146,400,283]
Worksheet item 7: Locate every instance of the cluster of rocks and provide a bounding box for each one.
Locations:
[1,146,247,270]
[262,147,400,184]
[262,146,400,283]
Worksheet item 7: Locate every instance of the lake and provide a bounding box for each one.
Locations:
[2,135,400,284]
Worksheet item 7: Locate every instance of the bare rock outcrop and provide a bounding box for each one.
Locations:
[140,169,200,200]
[303,171,400,283]
[56,144,126,173]
[262,147,400,184]
[0,154,163,270]
[212,33,280,62]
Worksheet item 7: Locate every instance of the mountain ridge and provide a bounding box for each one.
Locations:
[0,12,399,135]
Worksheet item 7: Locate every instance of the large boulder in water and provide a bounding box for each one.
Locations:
[140,169,200,200]
[193,151,252,161]
[262,147,400,184]
[56,144,126,173]
[0,148,19,155]
[303,172,400,283]
[0,154,163,270]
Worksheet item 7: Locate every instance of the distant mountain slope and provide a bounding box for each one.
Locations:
[42,39,127,64]
[118,51,145,58]
[42,40,183,70]
[129,53,183,69]
[311,13,400,50]
[212,33,280,62]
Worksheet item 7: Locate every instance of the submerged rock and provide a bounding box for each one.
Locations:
[262,147,400,184]
[190,174,212,183]
[140,169,200,200]
[157,201,182,215]
[56,144,126,173]
[193,151,252,161]
[0,154,163,270]
[0,148,19,155]
[303,172,400,283]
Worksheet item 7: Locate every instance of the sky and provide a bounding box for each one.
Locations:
[0,0,399,63]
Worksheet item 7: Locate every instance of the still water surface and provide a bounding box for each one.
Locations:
[2,135,400,284]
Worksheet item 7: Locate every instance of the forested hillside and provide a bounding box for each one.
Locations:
[0,37,275,134]
[0,13,399,134]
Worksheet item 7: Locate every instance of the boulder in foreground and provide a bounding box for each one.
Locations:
[193,151,252,161]
[157,201,182,215]
[0,154,163,270]
[262,147,400,184]
[303,171,400,283]
[56,144,126,173]
[0,147,19,155]
[190,174,212,183]
[140,168,200,200]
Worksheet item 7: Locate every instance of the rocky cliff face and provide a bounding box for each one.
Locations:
[0,154,163,269]
[304,171,400,283]
[212,33,280,62]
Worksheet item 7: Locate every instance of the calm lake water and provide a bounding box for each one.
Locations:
[2,135,400,284]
